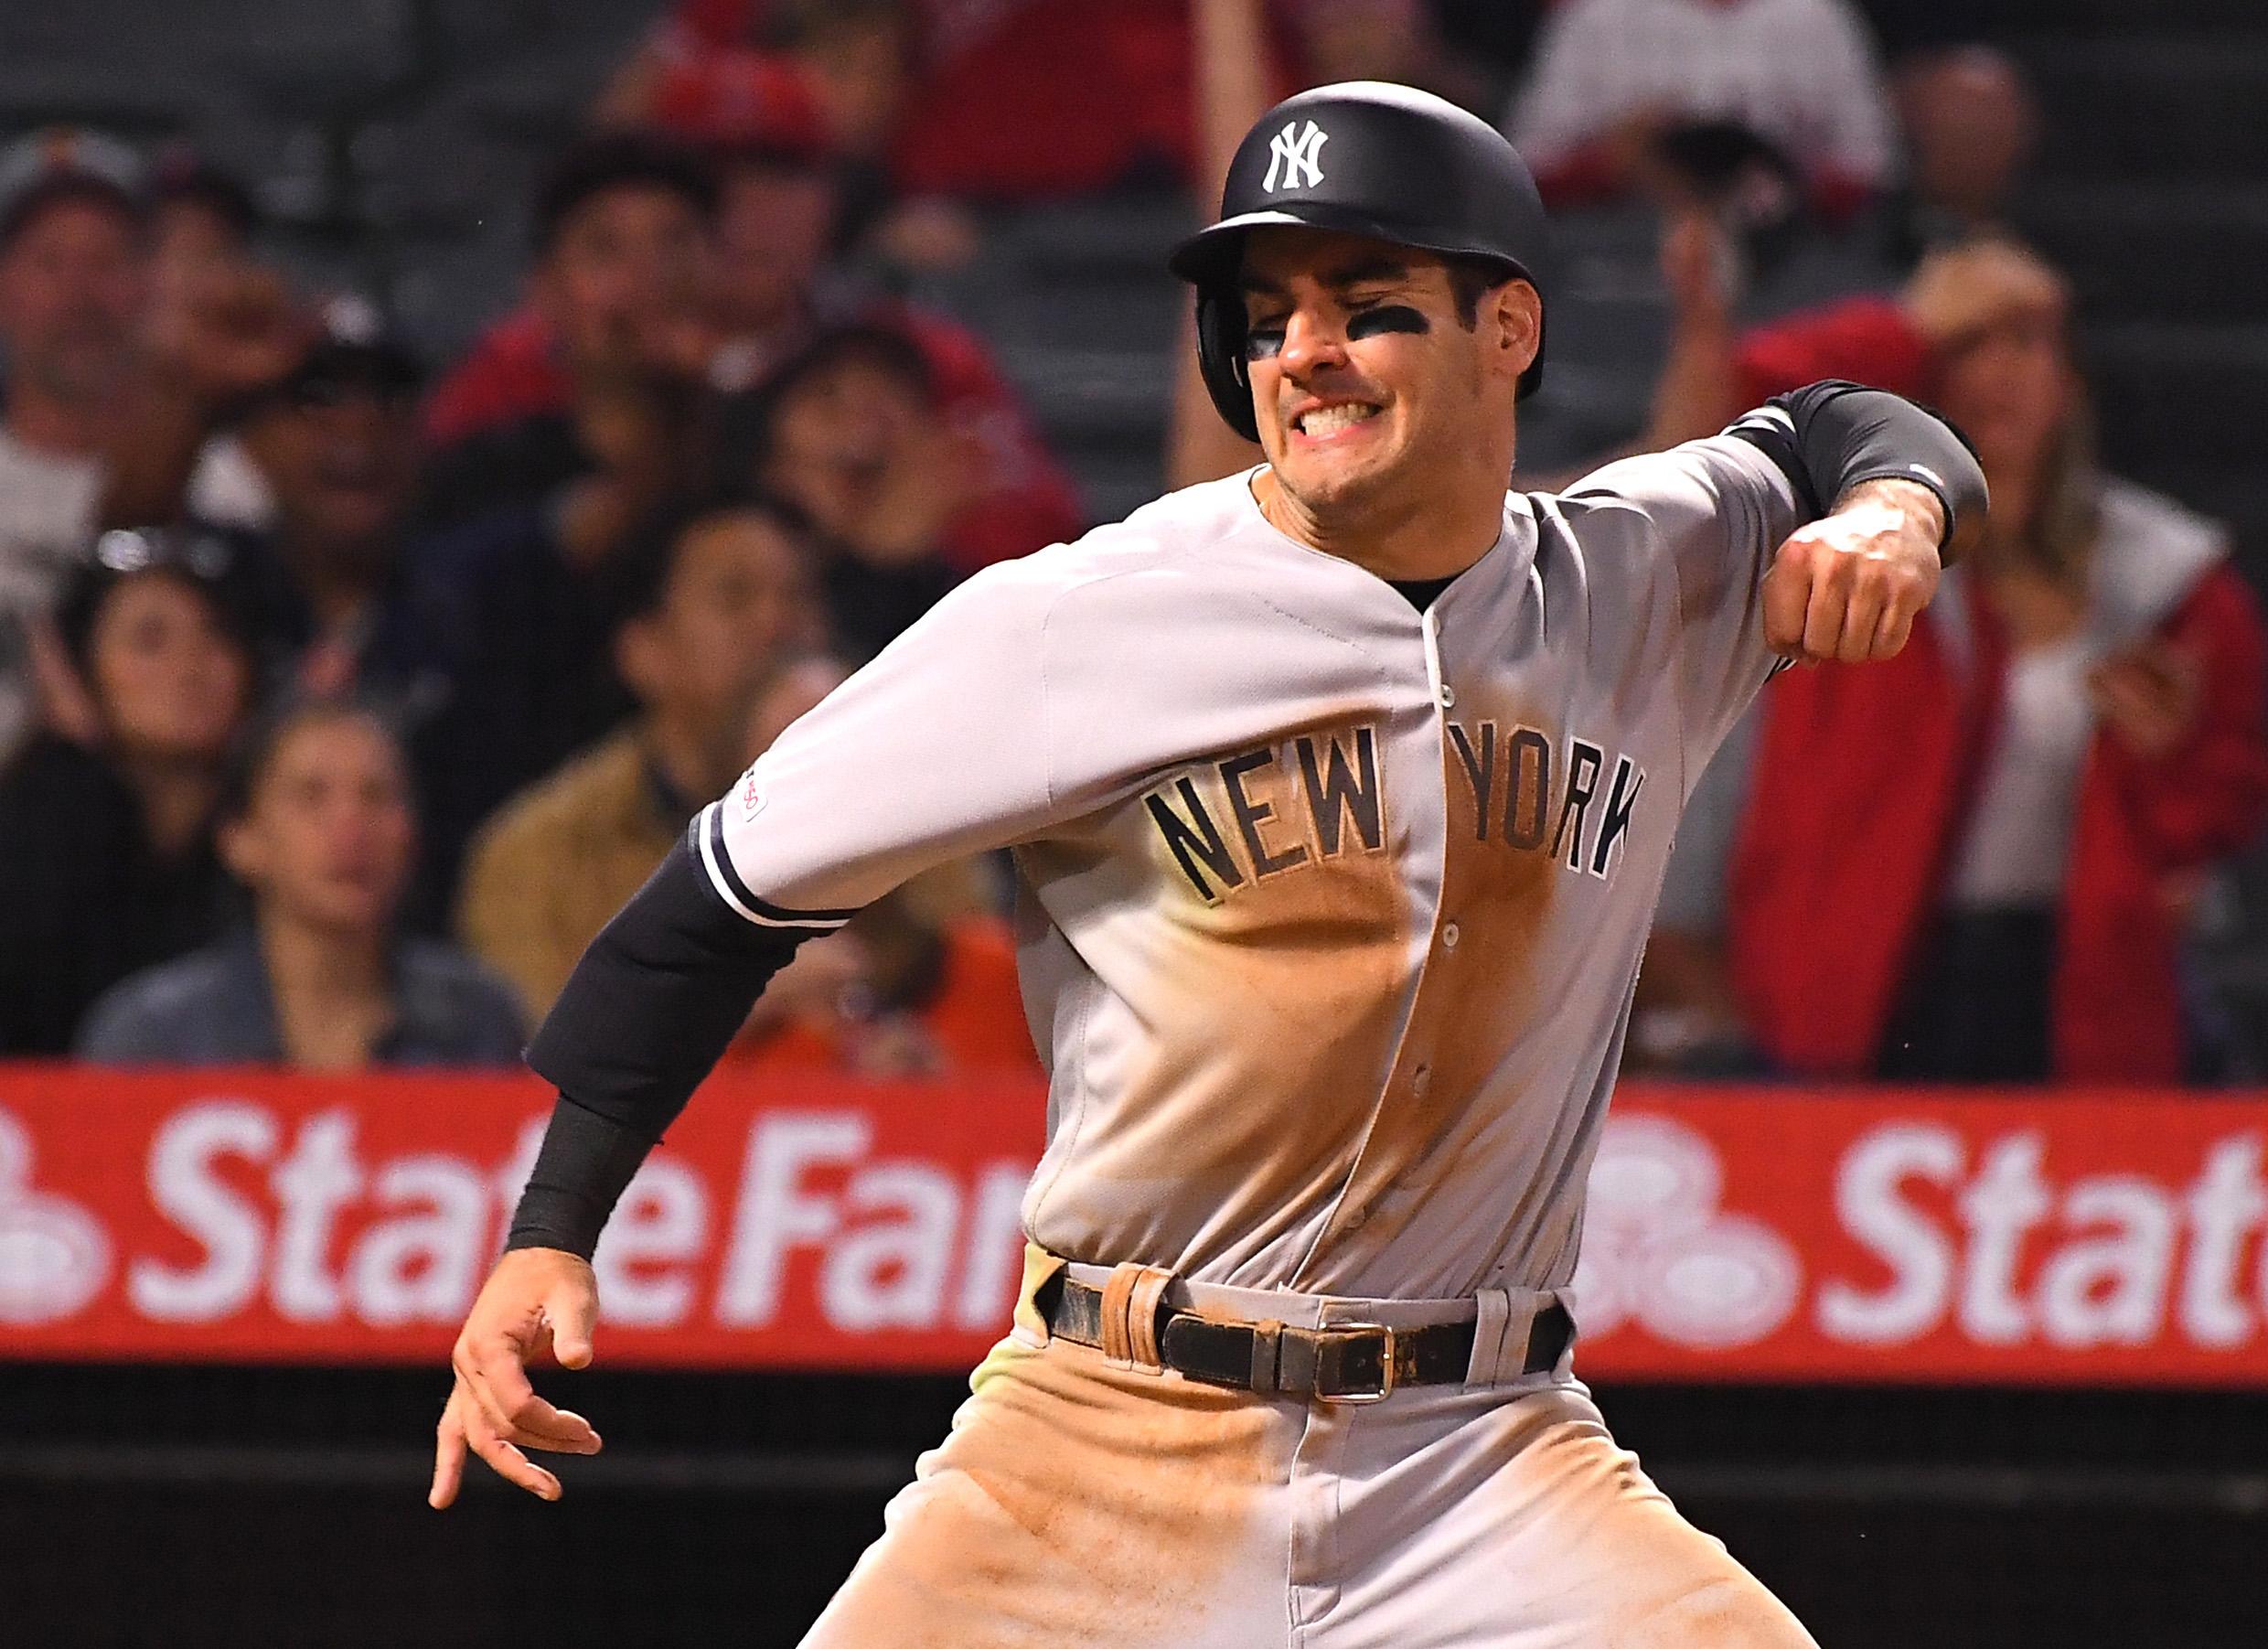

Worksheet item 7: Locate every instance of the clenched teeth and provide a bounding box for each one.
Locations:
[1294,402,1380,436]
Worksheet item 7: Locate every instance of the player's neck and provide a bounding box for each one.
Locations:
[1253,466,1505,583]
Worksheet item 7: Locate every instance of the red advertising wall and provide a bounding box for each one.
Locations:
[3,1067,2266,1387]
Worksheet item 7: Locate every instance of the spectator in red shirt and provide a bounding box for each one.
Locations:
[626,0,1195,199]
[419,131,724,527]
[424,116,1082,571]
[1644,239,2268,1084]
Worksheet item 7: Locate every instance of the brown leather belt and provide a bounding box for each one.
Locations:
[1041,1273,1573,1403]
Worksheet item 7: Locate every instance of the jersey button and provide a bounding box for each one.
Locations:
[1437,682,1456,709]
[1442,922,1461,950]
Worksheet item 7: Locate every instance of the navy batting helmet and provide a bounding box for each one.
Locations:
[1169,81,1551,440]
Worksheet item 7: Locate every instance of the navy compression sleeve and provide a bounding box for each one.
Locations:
[504,834,820,1258]
[1725,380,1987,562]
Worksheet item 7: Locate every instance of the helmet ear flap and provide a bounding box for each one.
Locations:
[1195,287,1260,443]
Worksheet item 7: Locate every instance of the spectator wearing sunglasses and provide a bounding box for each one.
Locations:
[0,527,257,1053]
[0,130,301,764]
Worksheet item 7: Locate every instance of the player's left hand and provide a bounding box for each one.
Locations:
[1761,478,1945,665]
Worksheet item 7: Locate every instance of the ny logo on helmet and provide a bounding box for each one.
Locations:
[1263,120,1329,192]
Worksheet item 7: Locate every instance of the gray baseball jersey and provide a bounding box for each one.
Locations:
[699,437,1803,1300]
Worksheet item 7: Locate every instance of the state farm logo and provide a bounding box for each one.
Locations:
[1573,1113,1802,1348]
[114,1102,1027,1335]
[0,1108,112,1324]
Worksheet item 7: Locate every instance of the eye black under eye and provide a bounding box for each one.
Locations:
[1346,305,1430,340]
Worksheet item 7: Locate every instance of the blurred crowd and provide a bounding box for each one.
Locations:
[1,0,2263,1089]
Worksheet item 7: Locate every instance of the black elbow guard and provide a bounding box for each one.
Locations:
[526,835,810,1134]
[1726,380,1988,562]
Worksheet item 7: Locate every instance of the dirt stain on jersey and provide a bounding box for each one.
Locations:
[802,1342,1296,1648]
[1309,699,1560,1264]
[1107,739,1420,1258]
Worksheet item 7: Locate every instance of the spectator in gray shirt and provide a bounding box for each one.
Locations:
[79,697,525,1068]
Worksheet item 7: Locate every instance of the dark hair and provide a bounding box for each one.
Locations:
[599,487,814,627]
[1442,253,1522,329]
[55,527,259,674]
[760,0,912,49]
[728,322,936,475]
[217,694,412,827]
[532,132,721,254]
[151,153,260,243]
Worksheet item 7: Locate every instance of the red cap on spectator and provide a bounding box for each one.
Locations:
[647,49,836,167]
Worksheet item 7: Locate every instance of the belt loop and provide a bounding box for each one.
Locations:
[1011,1243,1068,1349]
[1531,1288,1574,1375]
[1465,1286,1516,1388]
[1248,1322,1283,1394]
[1099,1263,1174,1372]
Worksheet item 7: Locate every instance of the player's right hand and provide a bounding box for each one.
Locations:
[429,1247,603,1509]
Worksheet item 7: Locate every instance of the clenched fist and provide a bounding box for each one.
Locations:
[1761,478,1947,665]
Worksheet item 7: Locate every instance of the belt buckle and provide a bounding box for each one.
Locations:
[1314,1322,1396,1404]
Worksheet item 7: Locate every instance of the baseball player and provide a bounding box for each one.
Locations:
[431,82,1984,1647]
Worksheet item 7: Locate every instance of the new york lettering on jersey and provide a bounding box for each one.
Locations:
[704,445,1800,1298]
[1143,720,1646,901]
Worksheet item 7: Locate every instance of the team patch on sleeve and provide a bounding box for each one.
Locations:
[692,802,858,931]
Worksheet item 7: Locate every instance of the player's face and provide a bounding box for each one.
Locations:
[226,712,416,937]
[86,572,251,764]
[1236,228,1534,517]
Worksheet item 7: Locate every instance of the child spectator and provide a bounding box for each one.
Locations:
[455,495,824,1017]
[0,529,256,1054]
[78,700,525,1069]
